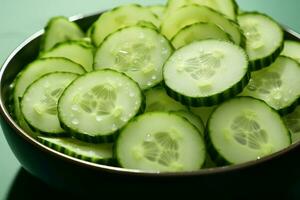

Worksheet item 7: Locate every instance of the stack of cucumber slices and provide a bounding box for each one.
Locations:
[11,0,300,172]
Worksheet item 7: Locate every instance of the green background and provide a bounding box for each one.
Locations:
[0,0,299,199]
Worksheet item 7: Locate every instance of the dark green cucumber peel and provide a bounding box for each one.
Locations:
[37,137,116,165]
[163,71,251,107]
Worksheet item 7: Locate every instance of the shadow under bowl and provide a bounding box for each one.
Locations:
[1,12,300,197]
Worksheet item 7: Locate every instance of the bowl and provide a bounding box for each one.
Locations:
[1,12,300,197]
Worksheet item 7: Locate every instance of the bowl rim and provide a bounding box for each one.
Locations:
[1,12,300,177]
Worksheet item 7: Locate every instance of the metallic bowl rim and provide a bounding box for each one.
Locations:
[1,12,300,177]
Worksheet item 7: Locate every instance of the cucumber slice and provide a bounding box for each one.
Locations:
[161,5,244,46]
[37,136,114,164]
[91,4,160,46]
[241,56,300,115]
[281,40,300,63]
[207,97,291,165]
[148,5,166,21]
[145,87,188,112]
[190,106,216,125]
[115,112,206,172]
[283,106,300,143]
[13,58,85,132]
[41,16,85,52]
[58,69,144,143]
[21,73,78,135]
[171,22,232,49]
[94,26,173,90]
[163,40,249,107]
[40,41,94,72]
[172,110,205,135]
[238,12,284,71]
[165,0,238,21]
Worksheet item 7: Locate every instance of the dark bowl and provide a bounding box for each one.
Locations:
[1,12,300,197]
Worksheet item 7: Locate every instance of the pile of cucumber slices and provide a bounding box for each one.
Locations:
[11,0,300,172]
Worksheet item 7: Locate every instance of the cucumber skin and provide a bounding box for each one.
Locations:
[239,12,284,71]
[163,71,251,107]
[58,70,146,144]
[37,137,116,165]
[205,97,292,166]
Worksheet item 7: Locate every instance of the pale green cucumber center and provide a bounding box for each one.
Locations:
[241,22,264,50]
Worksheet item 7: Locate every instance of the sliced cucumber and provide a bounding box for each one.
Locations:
[241,56,300,115]
[145,87,188,112]
[161,5,244,46]
[171,22,232,49]
[37,136,114,164]
[148,5,166,21]
[281,40,300,63]
[163,40,249,106]
[172,110,205,135]
[91,4,160,46]
[21,73,78,135]
[94,26,173,90]
[13,58,85,131]
[283,106,300,143]
[41,16,85,52]
[165,0,238,21]
[190,106,216,125]
[207,97,291,165]
[40,41,94,72]
[115,112,206,172]
[58,69,144,143]
[238,12,284,71]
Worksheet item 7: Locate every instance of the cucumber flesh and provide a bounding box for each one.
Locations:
[37,136,114,164]
[283,106,300,144]
[94,26,173,90]
[190,106,216,125]
[148,5,166,21]
[241,56,300,115]
[92,4,160,46]
[161,5,244,46]
[171,22,232,49]
[41,41,94,72]
[208,97,291,165]
[116,112,206,172]
[21,73,78,135]
[163,40,249,106]
[58,69,144,143]
[145,87,188,112]
[172,110,205,135]
[238,12,284,71]
[281,40,300,63]
[41,16,85,52]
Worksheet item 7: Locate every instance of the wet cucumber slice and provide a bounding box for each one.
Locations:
[165,0,238,21]
[41,16,85,52]
[148,5,166,21]
[163,40,249,107]
[115,112,206,172]
[91,4,160,46]
[281,40,300,63]
[13,58,86,133]
[37,136,114,164]
[190,105,216,125]
[161,5,244,46]
[241,56,300,115]
[40,41,94,72]
[207,97,291,165]
[238,12,284,71]
[171,22,232,49]
[58,69,144,143]
[94,26,173,90]
[283,106,300,143]
[145,87,188,112]
[172,110,205,136]
[21,73,79,135]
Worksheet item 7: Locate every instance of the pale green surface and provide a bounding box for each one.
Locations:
[0,0,299,199]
